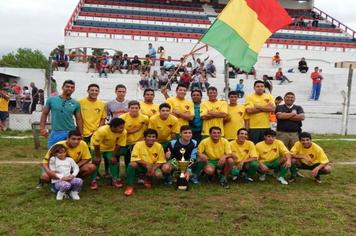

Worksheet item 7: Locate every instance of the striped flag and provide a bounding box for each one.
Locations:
[201,0,292,71]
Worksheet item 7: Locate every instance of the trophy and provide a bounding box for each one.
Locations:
[176,148,189,191]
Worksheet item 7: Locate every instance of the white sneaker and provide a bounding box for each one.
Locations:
[259,174,266,181]
[277,177,289,185]
[69,191,80,200]
[56,191,65,200]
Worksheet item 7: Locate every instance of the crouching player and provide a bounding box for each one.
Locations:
[230,128,260,182]
[90,118,127,190]
[124,129,170,196]
[289,132,331,183]
[255,129,292,185]
[164,125,199,185]
[196,126,236,188]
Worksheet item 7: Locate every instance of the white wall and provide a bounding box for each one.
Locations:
[0,67,46,89]
[278,0,314,9]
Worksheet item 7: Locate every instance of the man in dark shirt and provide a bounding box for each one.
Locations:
[276,92,305,150]
[131,55,141,74]
[30,82,39,113]
[298,57,309,73]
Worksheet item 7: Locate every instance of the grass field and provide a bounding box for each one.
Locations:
[0,132,356,235]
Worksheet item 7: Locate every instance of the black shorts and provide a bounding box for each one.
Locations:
[0,111,9,122]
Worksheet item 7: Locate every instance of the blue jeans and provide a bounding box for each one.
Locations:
[48,130,69,148]
[311,83,321,100]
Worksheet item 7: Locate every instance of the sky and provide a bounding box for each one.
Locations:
[0,0,355,57]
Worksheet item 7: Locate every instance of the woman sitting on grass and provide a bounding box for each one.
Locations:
[49,144,83,200]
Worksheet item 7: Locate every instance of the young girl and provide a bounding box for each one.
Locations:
[150,70,159,90]
[49,144,83,200]
[139,68,149,90]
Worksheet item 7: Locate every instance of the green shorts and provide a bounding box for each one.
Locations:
[298,163,321,170]
[262,158,281,170]
[136,164,163,175]
[207,160,222,170]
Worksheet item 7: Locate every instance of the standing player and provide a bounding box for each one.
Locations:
[124,129,169,196]
[139,88,159,118]
[106,84,129,120]
[200,87,228,139]
[224,91,247,141]
[90,118,127,190]
[190,89,203,143]
[0,87,10,131]
[245,80,275,144]
[197,127,236,188]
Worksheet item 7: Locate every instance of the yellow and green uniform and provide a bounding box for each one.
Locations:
[148,114,179,144]
[120,113,149,145]
[43,140,91,164]
[255,139,290,177]
[139,101,159,118]
[200,100,228,136]
[245,93,274,143]
[290,141,329,177]
[78,98,106,140]
[127,141,166,185]
[0,97,9,112]
[90,125,127,181]
[224,104,246,140]
[166,97,194,128]
[230,140,259,177]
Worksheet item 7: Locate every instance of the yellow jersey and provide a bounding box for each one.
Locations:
[291,141,329,165]
[255,139,290,163]
[148,114,179,142]
[224,104,246,140]
[230,140,258,162]
[43,140,91,164]
[166,97,194,128]
[198,137,231,160]
[200,100,228,136]
[78,98,106,137]
[245,93,274,128]
[120,113,149,145]
[0,97,9,112]
[139,101,159,118]
[131,141,166,164]
[90,125,127,152]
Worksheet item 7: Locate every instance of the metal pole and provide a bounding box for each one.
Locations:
[224,59,229,101]
[344,65,353,135]
[341,90,347,135]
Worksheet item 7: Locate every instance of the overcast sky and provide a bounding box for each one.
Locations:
[0,0,355,56]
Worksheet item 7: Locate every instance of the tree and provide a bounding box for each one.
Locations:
[92,48,109,56]
[0,48,48,69]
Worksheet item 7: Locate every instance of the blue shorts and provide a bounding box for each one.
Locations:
[48,130,69,148]
[0,111,9,122]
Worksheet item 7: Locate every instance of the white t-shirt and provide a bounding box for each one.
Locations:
[49,156,79,183]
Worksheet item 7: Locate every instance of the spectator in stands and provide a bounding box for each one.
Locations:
[22,86,31,114]
[180,69,191,88]
[276,92,305,150]
[176,57,187,74]
[192,55,209,72]
[186,62,193,74]
[275,68,292,85]
[298,57,309,73]
[53,51,69,71]
[11,81,22,111]
[40,80,82,148]
[111,55,123,74]
[142,54,153,75]
[163,56,175,71]
[270,96,283,130]
[205,60,216,78]
[306,21,312,29]
[50,77,58,96]
[312,12,320,27]
[131,55,142,74]
[235,79,245,98]
[199,71,210,92]
[150,70,159,90]
[241,67,257,80]
[0,85,10,131]
[87,55,97,73]
[292,18,299,26]
[158,68,170,89]
[310,67,323,101]
[98,57,109,78]
[38,89,45,109]
[190,70,201,91]
[3,82,16,112]
[168,68,178,84]
[30,82,39,113]
[157,46,165,67]
[272,52,281,66]
[262,75,273,93]
[106,84,129,120]
[120,54,132,74]
[139,68,150,90]
[148,43,157,65]
[297,17,305,27]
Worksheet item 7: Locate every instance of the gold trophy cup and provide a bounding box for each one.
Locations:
[176,148,189,190]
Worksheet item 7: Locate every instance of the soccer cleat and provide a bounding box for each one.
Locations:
[56,191,65,200]
[259,174,266,181]
[112,180,123,188]
[244,176,254,183]
[190,175,200,184]
[124,186,134,196]
[164,175,172,186]
[137,178,145,184]
[232,176,238,181]
[143,180,152,189]
[69,191,80,200]
[220,176,230,189]
[277,177,289,185]
[288,177,297,183]
[36,178,44,189]
[90,181,98,190]
[314,176,322,184]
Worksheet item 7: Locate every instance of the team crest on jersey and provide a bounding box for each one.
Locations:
[244,149,249,154]
[153,153,158,158]
[264,99,270,103]
[151,109,156,114]
[77,151,81,157]
[168,124,173,128]
[272,148,277,152]
[95,108,100,113]
[184,105,190,110]
[309,154,314,158]
[238,112,243,116]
